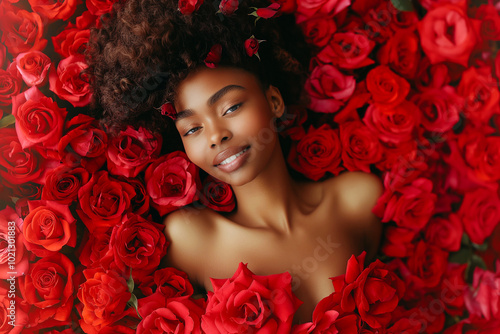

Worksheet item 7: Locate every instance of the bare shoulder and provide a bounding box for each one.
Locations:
[163,207,217,284]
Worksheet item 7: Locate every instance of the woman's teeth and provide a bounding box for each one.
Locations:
[219,147,249,166]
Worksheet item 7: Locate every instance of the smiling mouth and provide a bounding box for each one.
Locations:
[215,146,250,166]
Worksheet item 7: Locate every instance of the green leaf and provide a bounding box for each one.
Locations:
[0,115,15,129]
[449,247,473,264]
[390,0,414,12]
[471,241,489,252]
[461,233,471,247]
[466,254,487,282]
[127,270,134,293]
[127,293,142,319]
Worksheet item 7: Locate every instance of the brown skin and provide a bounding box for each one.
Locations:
[163,66,383,323]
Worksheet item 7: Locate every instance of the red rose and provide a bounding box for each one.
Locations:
[366,65,410,106]
[201,262,301,333]
[13,51,52,87]
[411,86,461,133]
[377,28,421,79]
[106,126,162,178]
[244,37,260,57]
[27,0,77,21]
[0,5,47,56]
[219,0,238,15]
[145,151,200,216]
[49,55,92,107]
[137,297,205,334]
[0,66,23,107]
[271,0,296,14]
[0,127,46,185]
[464,264,500,322]
[380,226,417,258]
[22,200,77,257]
[0,206,28,278]
[41,165,90,204]
[458,187,500,245]
[276,105,307,141]
[19,253,75,327]
[414,57,451,92]
[200,175,236,212]
[305,64,355,113]
[363,101,419,145]
[52,24,90,58]
[77,171,136,233]
[139,267,194,298]
[288,124,343,180]
[58,114,108,172]
[0,280,29,333]
[12,86,67,153]
[295,0,350,23]
[316,32,375,69]
[255,3,281,19]
[300,16,337,48]
[375,178,436,232]
[457,66,500,125]
[417,3,480,66]
[424,215,462,252]
[86,0,117,16]
[204,44,222,68]
[339,120,383,173]
[475,4,500,42]
[406,240,449,292]
[439,263,467,317]
[108,214,168,282]
[78,268,134,334]
[178,0,203,15]
[78,227,112,268]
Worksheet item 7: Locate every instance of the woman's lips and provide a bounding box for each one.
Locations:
[214,145,251,173]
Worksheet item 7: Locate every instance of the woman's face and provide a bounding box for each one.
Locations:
[173,66,284,186]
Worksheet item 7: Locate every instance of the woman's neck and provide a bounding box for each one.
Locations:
[229,142,301,234]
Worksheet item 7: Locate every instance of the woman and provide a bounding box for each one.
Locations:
[86,0,383,323]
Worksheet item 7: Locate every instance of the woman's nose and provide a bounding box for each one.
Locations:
[208,123,232,148]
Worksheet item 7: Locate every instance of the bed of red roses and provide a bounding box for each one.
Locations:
[1,0,499,332]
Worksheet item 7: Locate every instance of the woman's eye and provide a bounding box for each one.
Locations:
[223,103,242,116]
[184,127,201,136]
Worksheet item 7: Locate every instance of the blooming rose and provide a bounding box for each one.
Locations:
[377,28,420,79]
[201,262,301,333]
[464,262,500,322]
[300,16,336,48]
[77,171,136,233]
[0,281,29,333]
[137,297,205,334]
[178,0,203,15]
[218,0,238,15]
[27,0,77,21]
[0,206,28,278]
[0,127,46,185]
[305,64,355,113]
[411,86,461,133]
[106,126,162,177]
[316,32,375,69]
[374,178,436,232]
[12,86,67,154]
[118,177,150,216]
[78,227,112,268]
[58,114,108,172]
[107,214,168,282]
[380,226,417,258]
[78,268,134,334]
[457,66,500,125]
[339,120,383,172]
[414,57,451,92]
[439,263,467,317]
[0,6,47,56]
[330,252,405,328]
[288,124,343,180]
[418,3,480,66]
[139,267,194,298]
[18,253,75,327]
[52,24,90,58]
[475,4,500,42]
[22,200,77,257]
[49,55,92,107]
[424,215,462,252]
[41,165,90,204]
[458,187,500,245]
[13,51,51,86]
[0,68,22,106]
[295,0,350,23]
[366,65,410,106]
[406,240,449,293]
[86,0,117,16]
[200,175,236,212]
[145,151,200,216]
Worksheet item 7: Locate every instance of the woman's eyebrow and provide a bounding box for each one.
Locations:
[176,84,246,122]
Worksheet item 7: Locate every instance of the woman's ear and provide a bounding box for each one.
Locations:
[266,85,285,118]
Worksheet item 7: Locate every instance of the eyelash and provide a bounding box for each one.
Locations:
[183,103,242,137]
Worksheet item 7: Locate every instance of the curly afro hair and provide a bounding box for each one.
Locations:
[85,0,312,134]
